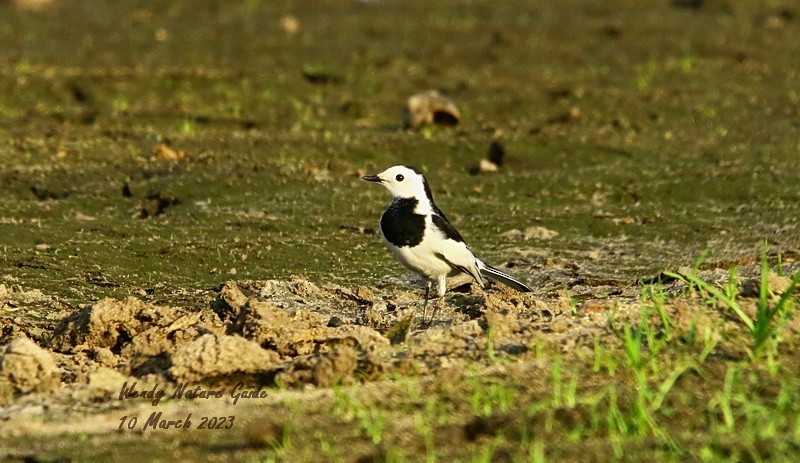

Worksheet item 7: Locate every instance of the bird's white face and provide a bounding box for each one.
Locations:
[363,165,429,200]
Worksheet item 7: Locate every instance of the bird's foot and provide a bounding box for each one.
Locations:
[426,296,445,324]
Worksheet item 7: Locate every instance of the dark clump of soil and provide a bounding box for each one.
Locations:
[136,192,181,219]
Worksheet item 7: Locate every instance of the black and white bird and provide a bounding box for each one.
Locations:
[362,165,532,320]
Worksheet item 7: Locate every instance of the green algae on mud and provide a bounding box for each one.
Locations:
[2,0,800,461]
[2,1,800,303]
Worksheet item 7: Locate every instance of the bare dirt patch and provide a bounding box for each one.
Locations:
[0,276,605,407]
[1,260,798,461]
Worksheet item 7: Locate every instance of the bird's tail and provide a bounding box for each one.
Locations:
[477,260,532,293]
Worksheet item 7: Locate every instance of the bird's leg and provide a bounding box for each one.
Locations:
[422,280,431,323]
[430,297,444,322]
[430,275,447,321]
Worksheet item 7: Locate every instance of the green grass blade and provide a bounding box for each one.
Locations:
[773,272,800,316]
[650,362,697,412]
[664,271,755,332]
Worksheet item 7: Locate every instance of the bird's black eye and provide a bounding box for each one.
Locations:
[395,174,404,182]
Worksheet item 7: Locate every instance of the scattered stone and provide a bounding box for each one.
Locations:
[121,183,133,198]
[355,285,375,303]
[524,226,558,240]
[340,224,377,235]
[500,226,558,241]
[219,281,251,314]
[302,67,344,85]
[30,185,70,201]
[9,0,54,11]
[403,90,460,130]
[280,15,300,34]
[476,158,499,174]
[471,140,506,175]
[487,139,506,167]
[74,212,97,222]
[153,143,188,161]
[135,192,181,219]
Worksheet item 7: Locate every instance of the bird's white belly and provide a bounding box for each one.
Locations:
[386,239,453,279]
[379,213,480,283]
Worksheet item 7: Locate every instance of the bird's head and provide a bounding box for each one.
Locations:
[362,165,433,201]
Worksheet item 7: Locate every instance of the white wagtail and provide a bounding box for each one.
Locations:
[363,165,532,320]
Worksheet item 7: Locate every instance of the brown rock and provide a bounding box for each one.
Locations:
[153,143,188,161]
[403,90,460,130]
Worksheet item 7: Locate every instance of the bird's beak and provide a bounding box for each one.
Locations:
[361,174,382,183]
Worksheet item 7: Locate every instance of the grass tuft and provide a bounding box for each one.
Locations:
[665,246,799,354]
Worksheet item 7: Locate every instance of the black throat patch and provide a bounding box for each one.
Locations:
[380,197,425,247]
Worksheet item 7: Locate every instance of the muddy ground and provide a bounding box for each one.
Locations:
[1,0,800,461]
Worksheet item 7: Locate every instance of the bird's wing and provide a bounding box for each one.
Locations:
[432,204,451,223]
[431,214,465,243]
[429,215,483,286]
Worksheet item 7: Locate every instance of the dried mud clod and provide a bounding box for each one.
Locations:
[241,300,331,356]
[4,275,651,411]
[169,334,282,383]
[49,296,226,376]
[0,337,60,404]
[403,90,460,131]
[40,280,394,390]
[49,297,225,353]
[500,226,559,243]
[275,344,359,388]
